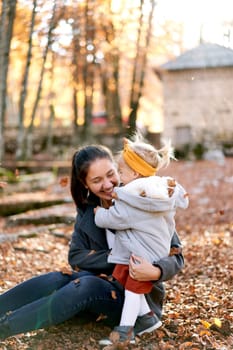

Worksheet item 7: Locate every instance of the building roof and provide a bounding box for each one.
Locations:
[161,43,233,71]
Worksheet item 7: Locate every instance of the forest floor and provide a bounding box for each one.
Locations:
[0,158,232,350]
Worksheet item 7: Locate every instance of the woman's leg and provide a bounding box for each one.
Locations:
[0,271,80,316]
[4,275,124,337]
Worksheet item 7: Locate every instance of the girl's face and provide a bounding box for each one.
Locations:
[118,157,138,185]
[85,158,119,201]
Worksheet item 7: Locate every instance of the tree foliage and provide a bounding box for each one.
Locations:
[0,0,183,160]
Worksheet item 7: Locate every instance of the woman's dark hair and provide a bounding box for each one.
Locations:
[70,145,114,209]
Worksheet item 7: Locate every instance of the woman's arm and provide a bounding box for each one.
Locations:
[129,231,184,283]
[68,213,114,275]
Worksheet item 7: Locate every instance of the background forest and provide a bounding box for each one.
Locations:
[1,0,233,163]
[0,0,187,162]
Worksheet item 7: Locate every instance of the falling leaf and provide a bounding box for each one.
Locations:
[59,176,69,187]
[96,313,107,322]
[87,250,96,256]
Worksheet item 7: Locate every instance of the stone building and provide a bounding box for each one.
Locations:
[160,43,233,148]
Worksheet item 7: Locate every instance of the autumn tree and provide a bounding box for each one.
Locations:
[0,0,17,162]
[25,0,57,159]
[16,0,37,160]
[1,0,184,160]
[127,0,156,136]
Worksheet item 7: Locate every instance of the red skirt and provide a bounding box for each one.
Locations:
[113,264,153,294]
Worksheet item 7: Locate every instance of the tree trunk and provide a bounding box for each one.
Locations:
[0,0,17,162]
[128,0,155,136]
[46,51,55,153]
[46,104,55,152]
[128,0,144,135]
[25,0,57,159]
[82,0,94,139]
[16,0,37,160]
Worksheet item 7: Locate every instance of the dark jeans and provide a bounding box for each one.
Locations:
[0,271,124,336]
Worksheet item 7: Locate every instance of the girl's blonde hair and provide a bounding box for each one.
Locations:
[124,131,175,172]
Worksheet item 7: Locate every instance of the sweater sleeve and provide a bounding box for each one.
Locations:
[68,212,114,275]
[95,202,130,230]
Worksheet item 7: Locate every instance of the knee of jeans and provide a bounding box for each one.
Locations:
[72,275,93,289]
[71,275,103,293]
[46,271,72,287]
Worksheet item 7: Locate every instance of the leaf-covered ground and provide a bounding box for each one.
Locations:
[0,158,232,349]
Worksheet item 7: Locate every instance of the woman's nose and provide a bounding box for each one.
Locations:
[103,178,113,189]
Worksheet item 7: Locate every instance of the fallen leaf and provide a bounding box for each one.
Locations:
[200,320,211,329]
[111,290,117,299]
[213,317,222,328]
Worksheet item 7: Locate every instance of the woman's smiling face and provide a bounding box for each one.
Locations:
[85,158,119,201]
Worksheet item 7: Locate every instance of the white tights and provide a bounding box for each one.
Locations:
[119,289,150,326]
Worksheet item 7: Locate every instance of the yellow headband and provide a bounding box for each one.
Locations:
[123,143,156,176]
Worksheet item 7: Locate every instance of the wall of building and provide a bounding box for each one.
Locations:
[162,67,233,146]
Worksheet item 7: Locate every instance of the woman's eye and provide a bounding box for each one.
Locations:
[92,179,101,184]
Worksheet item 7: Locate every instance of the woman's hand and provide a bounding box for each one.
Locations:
[129,254,162,281]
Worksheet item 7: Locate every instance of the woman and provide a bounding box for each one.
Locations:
[0,144,184,342]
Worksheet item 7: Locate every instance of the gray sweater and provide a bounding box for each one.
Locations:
[95,177,188,264]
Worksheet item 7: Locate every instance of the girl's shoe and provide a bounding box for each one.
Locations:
[99,325,135,346]
[134,311,162,336]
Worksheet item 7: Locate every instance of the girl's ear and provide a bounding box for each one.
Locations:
[132,170,140,179]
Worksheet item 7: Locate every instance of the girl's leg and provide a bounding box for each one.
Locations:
[139,294,151,316]
[119,291,151,326]
[119,289,141,326]
[0,271,80,316]
[5,275,124,336]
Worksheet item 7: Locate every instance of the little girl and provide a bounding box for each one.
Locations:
[95,133,188,345]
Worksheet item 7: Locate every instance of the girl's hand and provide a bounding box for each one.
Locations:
[129,254,162,281]
[94,206,100,214]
